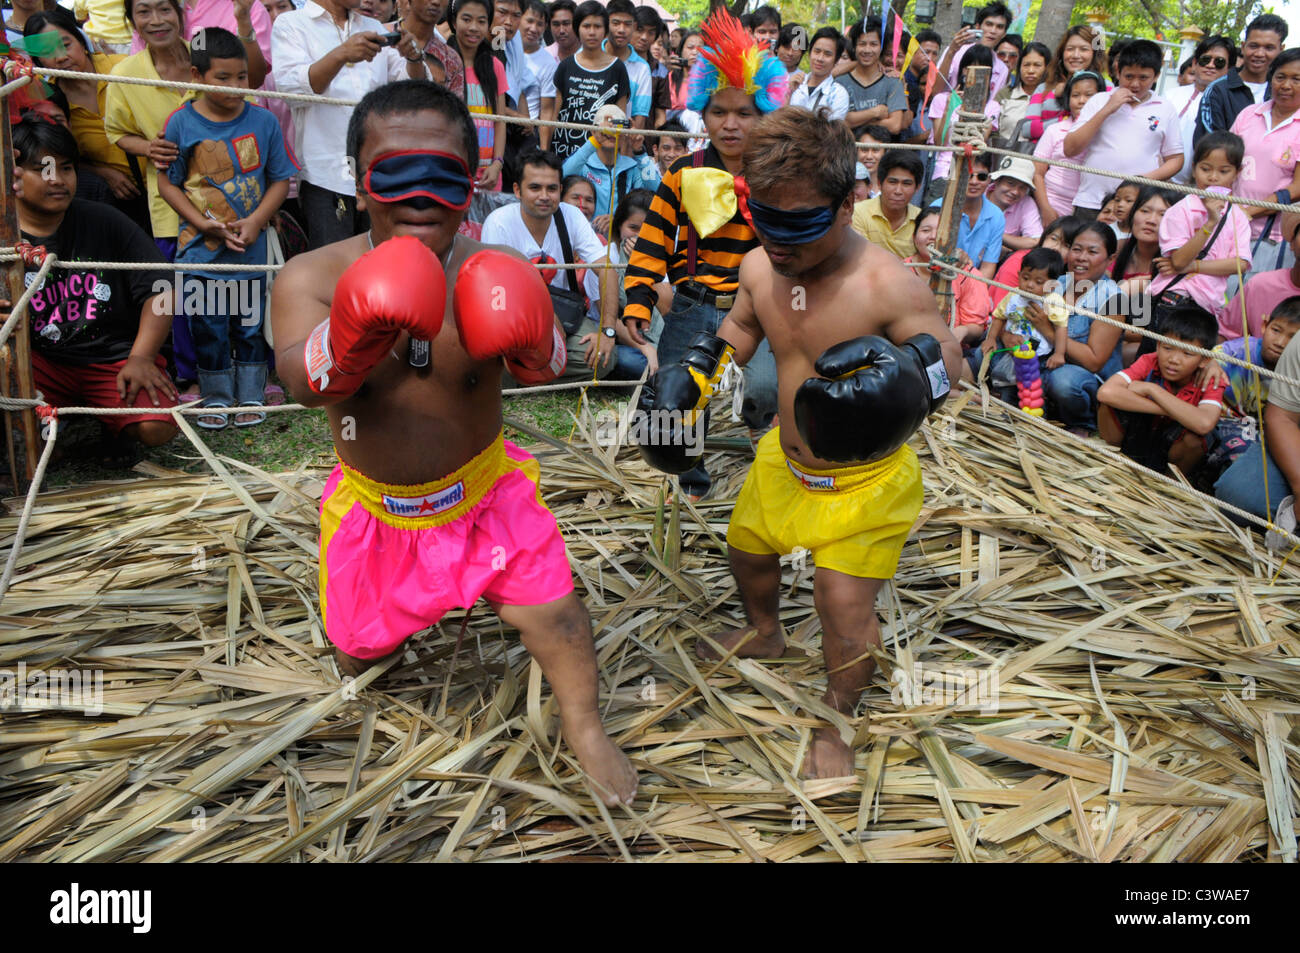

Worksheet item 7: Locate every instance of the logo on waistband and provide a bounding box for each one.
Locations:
[787,460,836,490]
[383,481,465,516]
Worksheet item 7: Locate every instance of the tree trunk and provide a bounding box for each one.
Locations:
[934,0,965,47]
[1033,0,1077,54]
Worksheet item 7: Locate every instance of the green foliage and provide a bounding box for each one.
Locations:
[1077,0,1265,43]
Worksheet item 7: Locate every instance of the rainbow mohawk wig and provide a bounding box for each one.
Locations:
[685,9,788,114]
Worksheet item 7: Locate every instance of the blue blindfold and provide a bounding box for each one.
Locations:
[362,150,473,210]
[746,196,839,244]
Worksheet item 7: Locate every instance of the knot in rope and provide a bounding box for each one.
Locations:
[926,247,963,275]
[2,57,34,82]
[14,240,47,266]
[952,110,991,151]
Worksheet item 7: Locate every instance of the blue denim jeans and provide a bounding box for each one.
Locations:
[1041,363,1102,430]
[656,293,779,495]
[613,344,649,380]
[181,275,267,372]
[1214,441,1293,524]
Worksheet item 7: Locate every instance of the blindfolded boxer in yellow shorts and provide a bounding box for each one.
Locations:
[632,107,963,780]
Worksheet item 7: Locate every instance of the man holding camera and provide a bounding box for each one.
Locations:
[272,0,432,248]
[936,2,1013,97]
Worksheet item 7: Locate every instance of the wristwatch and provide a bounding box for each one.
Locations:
[602,326,616,339]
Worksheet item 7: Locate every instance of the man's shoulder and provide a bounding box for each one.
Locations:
[278,235,364,294]
[481,202,524,232]
[980,197,1006,226]
[855,195,885,220]
[271,6,310,33]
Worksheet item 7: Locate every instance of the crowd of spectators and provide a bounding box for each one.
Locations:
[5,0,1300,532]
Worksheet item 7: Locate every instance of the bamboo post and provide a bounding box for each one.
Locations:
[1,116,40,485]
[929,65,991,326]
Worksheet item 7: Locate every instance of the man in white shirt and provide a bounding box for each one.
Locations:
[546,0,578,60]
[520,0,557,124]
[272,0,430,248]
[493,0,539,115]
[481,149,613,380]
[936,2,1012,98]
[789,26,850,122]
[605,0,652,134]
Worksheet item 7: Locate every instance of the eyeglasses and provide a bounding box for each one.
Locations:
[971,172,990,181]
[996,50,1017,61]
[1197,55,1228,69]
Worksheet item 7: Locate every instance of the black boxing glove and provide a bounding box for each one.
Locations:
[794,333,948,463]
[633,333,735,474]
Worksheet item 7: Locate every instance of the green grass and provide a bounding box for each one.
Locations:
[33,383,630,489]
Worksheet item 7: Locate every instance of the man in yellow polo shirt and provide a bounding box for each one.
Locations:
[851,149,922,258]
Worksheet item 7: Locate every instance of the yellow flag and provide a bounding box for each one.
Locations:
[900,37,921,75]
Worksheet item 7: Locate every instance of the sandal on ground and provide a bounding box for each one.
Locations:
[233,404,267,428]
[196,403,231,430]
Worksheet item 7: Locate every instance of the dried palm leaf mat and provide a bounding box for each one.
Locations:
[1,392,1298,863]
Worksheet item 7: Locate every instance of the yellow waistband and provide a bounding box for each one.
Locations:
[773,429,913,493]
[339,432,507,527]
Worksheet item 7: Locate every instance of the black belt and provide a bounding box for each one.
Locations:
[675,280,736,310]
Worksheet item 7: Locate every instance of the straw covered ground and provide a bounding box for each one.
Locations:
[1,390,1298,862]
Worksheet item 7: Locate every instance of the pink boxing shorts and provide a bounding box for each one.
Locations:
[318,432,575,659]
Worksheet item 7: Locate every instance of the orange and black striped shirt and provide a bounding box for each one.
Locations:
[622,145,757,324]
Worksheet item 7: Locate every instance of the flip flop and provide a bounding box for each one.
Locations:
[196,404,231,430]
[233,404,267,428]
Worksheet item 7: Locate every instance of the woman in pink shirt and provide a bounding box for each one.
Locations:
[1230,48,1300,281]
[130,0,270,86]
[1024,25,1105,145]
[1031,69,1101,223]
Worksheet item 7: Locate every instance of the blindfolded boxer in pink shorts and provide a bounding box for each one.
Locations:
[270,81,636,807]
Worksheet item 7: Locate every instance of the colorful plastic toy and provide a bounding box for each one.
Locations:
[1013,342,1044,416]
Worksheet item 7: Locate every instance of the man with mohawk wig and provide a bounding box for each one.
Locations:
[621,8,786,502]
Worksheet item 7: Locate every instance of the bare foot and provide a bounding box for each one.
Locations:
[569,722,638,806]
[695,625,786,661]
[800,725,856,780]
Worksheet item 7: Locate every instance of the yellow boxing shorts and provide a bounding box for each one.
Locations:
[726,427,923,579]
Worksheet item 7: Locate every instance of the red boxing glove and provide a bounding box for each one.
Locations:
[453,249,565,385]
[304,235,447,397]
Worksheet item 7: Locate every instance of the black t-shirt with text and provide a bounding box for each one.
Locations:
[553,56,631,161]
[22,199,171,366]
